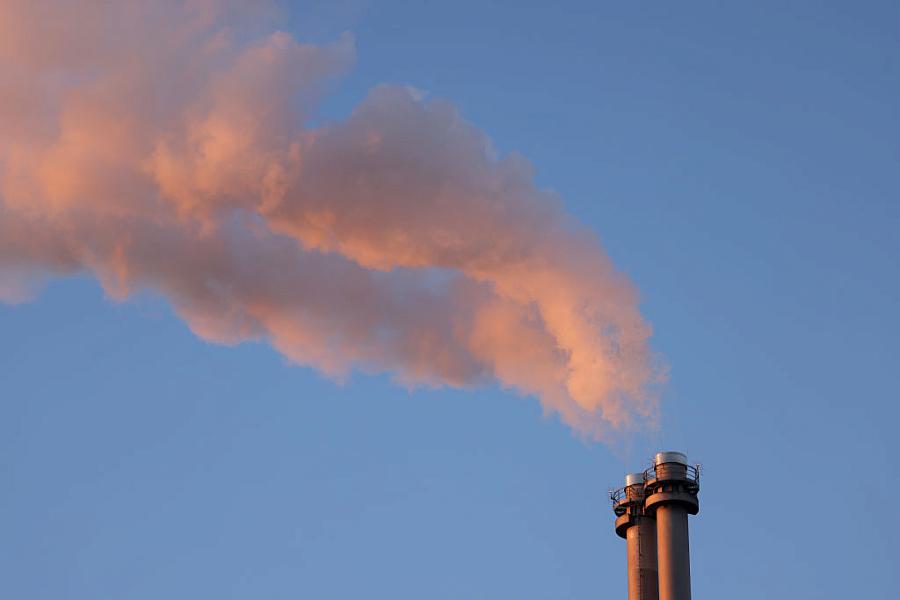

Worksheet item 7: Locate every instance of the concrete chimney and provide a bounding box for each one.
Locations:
[612,473,659,600]
[643,452,700,600]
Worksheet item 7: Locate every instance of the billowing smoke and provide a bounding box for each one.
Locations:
[0,0,662,437]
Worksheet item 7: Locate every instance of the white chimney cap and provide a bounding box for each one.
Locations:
[625,472,644,487]
[654,451,688,466]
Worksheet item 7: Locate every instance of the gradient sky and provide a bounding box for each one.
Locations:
[2,1,899,599]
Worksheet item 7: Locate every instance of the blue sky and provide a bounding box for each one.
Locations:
[3,1,899,598]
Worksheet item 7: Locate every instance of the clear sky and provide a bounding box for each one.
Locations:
[2,1,899,598]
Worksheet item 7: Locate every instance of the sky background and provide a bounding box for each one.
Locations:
[2,1,899,598]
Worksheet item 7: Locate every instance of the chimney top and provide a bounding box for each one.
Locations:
[625,472,644,487]
[654,451,688,466]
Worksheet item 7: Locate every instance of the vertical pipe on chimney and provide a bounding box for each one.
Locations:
[643,452,700,600]
[613,473,659,600]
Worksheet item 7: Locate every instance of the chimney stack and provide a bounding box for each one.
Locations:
[611,452,700,600]
[613,473,659,600]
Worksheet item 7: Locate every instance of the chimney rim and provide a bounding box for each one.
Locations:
[654,451,688,466]
[625,472,644,486]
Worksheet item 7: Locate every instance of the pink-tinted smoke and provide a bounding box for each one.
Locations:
[0,0,663,438]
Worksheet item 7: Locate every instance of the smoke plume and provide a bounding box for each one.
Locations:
[0,0,662,437]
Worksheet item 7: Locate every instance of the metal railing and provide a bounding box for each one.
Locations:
[611,464,702,507]
[643,463,701,485]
